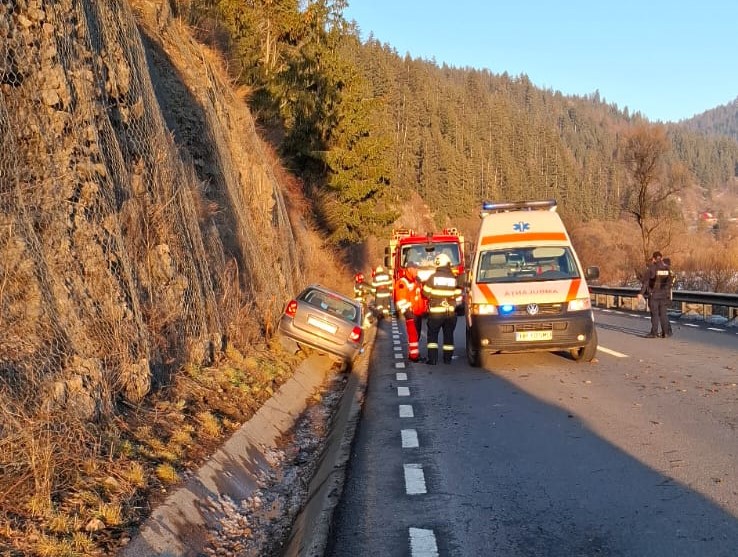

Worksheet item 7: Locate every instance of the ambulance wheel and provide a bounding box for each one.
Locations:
[466,327,481,367]
[571,329,598,362]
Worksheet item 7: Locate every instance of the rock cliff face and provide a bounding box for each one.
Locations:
[0,0,301,413]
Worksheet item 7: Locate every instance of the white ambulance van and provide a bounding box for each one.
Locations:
[465,200,600,366]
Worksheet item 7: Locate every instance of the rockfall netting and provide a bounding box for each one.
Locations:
[0,0,301,417]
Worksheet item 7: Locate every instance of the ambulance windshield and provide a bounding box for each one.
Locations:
[476,247,580,283]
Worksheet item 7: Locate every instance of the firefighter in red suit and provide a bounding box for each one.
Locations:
[395,262,424,362]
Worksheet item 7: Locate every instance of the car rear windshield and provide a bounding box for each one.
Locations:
[476,246,580,283]
[301,289,359,322]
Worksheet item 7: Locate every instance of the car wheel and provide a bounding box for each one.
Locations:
[571,329,598,362]
[466,326,481,367]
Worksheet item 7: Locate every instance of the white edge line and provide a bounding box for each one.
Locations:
[597,345,628,358]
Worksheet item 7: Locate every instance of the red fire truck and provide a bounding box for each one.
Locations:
[384,227,466,313]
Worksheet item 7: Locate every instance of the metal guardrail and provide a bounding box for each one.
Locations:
[589,286,738,321]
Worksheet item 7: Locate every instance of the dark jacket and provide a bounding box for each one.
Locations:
[647,260,673,300]
[422,266,462,315]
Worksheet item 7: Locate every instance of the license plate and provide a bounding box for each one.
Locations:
[515,330,553,342]
[308,316,337,334]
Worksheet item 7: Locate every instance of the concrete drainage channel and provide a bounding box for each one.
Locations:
[122,325,376,557]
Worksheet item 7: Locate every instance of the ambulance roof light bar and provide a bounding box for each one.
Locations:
[480,199,557,217]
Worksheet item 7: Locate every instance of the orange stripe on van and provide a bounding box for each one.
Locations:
[566,279,581,301]
[477,283,499,305]
[480,232,568,246]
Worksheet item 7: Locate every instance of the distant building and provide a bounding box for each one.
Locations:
[699,211,718,226]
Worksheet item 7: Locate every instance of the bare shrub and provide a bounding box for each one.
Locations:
[569,219,643,285]
[678,239,738,293]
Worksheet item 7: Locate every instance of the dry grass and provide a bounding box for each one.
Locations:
[0,333,319,555]
[155,463,180,485]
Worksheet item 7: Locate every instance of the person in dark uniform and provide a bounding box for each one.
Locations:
[422,253,462,364]
[662,257,675,336]
[638,251,673,338]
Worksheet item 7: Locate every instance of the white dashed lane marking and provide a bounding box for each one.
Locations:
[399,404,414,418]
[395,362,406,369]
[707,327,726,332]
[396,372,407,381]
[403,463,427,494]
[409,528,439,557]
[394,353,404,359]
[397,386,410,397]
[401,429,419,448]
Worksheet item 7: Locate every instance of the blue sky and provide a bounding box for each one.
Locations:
[342,1,738,123]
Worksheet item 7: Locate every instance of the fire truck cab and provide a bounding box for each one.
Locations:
[384,227,466,313]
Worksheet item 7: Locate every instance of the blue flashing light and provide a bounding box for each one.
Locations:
[500,304,515,315]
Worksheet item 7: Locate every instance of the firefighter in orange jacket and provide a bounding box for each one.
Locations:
[395,262,424,362]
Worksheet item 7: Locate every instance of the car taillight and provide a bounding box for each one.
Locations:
[284,300,298,318]
[349,326,362,342]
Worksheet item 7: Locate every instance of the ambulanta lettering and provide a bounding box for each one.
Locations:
[503,288,559,297]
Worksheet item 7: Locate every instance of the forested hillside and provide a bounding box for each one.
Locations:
[682,96,738,142]
[186,1,738,259]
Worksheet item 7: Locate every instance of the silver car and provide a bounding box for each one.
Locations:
[278,284,365,364]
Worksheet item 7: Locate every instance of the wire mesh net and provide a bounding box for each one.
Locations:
[0,0,301,415]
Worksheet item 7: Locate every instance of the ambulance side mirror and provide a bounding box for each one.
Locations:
[585,266,600,281]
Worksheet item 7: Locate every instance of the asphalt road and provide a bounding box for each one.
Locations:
[325,309,738,557]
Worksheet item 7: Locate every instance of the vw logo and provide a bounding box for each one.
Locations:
[526,304,539,315]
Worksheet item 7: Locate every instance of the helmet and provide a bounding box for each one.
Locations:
[434,253,452,267]
[375,265,385,274]
[354,272,364,284]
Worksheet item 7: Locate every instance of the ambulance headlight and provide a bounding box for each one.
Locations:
[567,297,591,312]
[471,303,498,315]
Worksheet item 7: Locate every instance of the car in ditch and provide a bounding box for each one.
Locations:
[277,284,365,365]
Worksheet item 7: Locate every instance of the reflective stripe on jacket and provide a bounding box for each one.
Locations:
[423,267,461,314]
